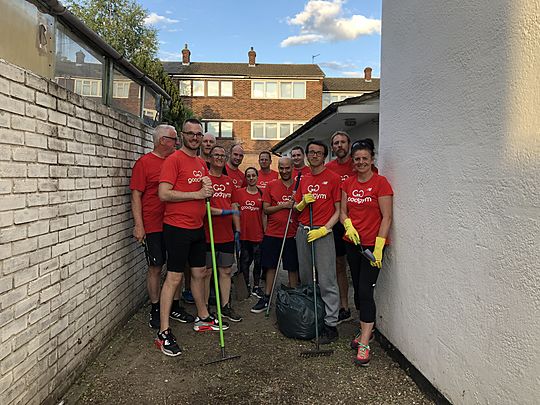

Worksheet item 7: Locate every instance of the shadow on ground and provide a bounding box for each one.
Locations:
[62,289,433,405]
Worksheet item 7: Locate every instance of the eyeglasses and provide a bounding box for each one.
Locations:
[162,136,179,142]
[182,131,204,138]
[212,154,227,159]
[307,150,324,157]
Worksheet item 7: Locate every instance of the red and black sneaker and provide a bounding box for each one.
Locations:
[354,343,371,367]
[154,328,182,357]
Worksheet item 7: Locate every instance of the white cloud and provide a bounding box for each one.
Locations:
[281,0,380,47]
[159,50,183,60]
[319,61,358,71]
[342,71,363,77]
[165,10,172,15]
[144,12,179,25]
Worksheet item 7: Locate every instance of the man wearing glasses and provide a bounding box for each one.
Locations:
[156,119,214,356]
[203,146,243,323]
[294,140,342,344]
[130,125,187,330]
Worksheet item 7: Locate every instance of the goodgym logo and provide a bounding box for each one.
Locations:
[242,200,258,211]
[213,184,226,192]
[307,184,320,193]
[245,200,256,206]
[188,170,204,184]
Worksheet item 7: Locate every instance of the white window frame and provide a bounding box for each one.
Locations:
[179,80,192,96]
[250,121,305,140]
[251,80,306,100]
[113,81,131,98]
[203,121,234,139]
[74,79,102,97]
[322,92,364,108]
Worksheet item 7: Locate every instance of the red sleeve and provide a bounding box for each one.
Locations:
[130,159,146,191]
[378,176,394,197]
[160,154,178,185]
[232,187,240,204]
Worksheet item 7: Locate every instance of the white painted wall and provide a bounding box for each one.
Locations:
[378,1,539,404]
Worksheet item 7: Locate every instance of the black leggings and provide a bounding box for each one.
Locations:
[239,240,262,286]
[345,242,382,323]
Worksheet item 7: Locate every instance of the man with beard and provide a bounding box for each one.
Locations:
[257,151,279,189]
[155,119,214,356]
[251,157,299,313]
[294,141,341,344]
[203,146,243,323]
[225,144,246,189]
[325,131,356,324]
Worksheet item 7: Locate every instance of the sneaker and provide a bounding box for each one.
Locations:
[154,328,182,357]
[350,329,375,350]
[337,308,352,325]
[354,343,371,366]
[250,296,269,313]
[170,306,195,323]
[181,289,195,304]
[149,307,160,329]
[251,286,265,299]
[193,316,229,332]
[317,324,339,345]
[221,303,243,322]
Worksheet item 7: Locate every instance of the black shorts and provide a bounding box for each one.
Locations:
[206,241,235,268]
[332,222,346,257]
[260,235,299,272]
[163,224,206,272]
[144,232,166,267]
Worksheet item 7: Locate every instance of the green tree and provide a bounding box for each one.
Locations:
[65,0,192,128]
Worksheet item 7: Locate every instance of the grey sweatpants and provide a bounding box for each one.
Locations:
[296,224,339,327]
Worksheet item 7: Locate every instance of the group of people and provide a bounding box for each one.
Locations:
[130,119,393,367]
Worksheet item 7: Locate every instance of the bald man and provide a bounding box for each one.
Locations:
[200,133,216,163]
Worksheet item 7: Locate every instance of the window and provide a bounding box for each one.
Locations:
[221,81,233,97]
[207,81,219,96]
[203,121,233,139]
[322,92,364,108]
[251,81,306,99]
[192,80,205,96]
[251,122,304,140]
[113,81,131,98]
[74,79,101,97]
[179,80,191,96]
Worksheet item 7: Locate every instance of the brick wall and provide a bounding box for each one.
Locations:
[0,59,151,405]
[176,78,323,166]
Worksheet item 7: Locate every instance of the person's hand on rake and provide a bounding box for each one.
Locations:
[307,226,328,242]
[343,218,360,245]
[296,193,315,212]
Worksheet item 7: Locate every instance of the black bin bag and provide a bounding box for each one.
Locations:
[276,284,326,340]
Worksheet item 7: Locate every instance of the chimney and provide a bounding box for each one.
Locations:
[248,47,256,67]
[364,67,372,82]
[182,44,191,66]
[75,50,85,65]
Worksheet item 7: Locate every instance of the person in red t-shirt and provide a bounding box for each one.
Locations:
[234,167,266,298]
[340,139,393,366]
[130,125,183,330]
[291,145,310,182]
[257,151,279,189]
[204,146,242,323]
[155,118,214,356]
[325,131,356,325]
[200,133,216,164]
[251,157,300,314]
[294,141,341,344]
[224,144,247,189]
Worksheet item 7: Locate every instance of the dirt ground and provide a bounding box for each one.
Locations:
[62,280,434,405]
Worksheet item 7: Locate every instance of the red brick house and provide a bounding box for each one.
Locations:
[163,45,379,167]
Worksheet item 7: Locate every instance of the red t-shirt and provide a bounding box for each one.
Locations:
[130,152,166,233]
[325,157,356,183]
[292,166,310,184]
[295,169,341,227]
[263,180,298,238]
[257,169,279,189]
[204,174,237,244]
[225,164,246,189]
[341,173,393,246]
[234,187,264,242]
[160,150,208,229]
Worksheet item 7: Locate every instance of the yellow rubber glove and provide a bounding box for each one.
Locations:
[343,218,360,245]
[370,236,386,268]
[296,193,315,212]
[307,226,328,242]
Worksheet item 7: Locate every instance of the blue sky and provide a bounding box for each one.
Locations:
[139,0,382,78]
